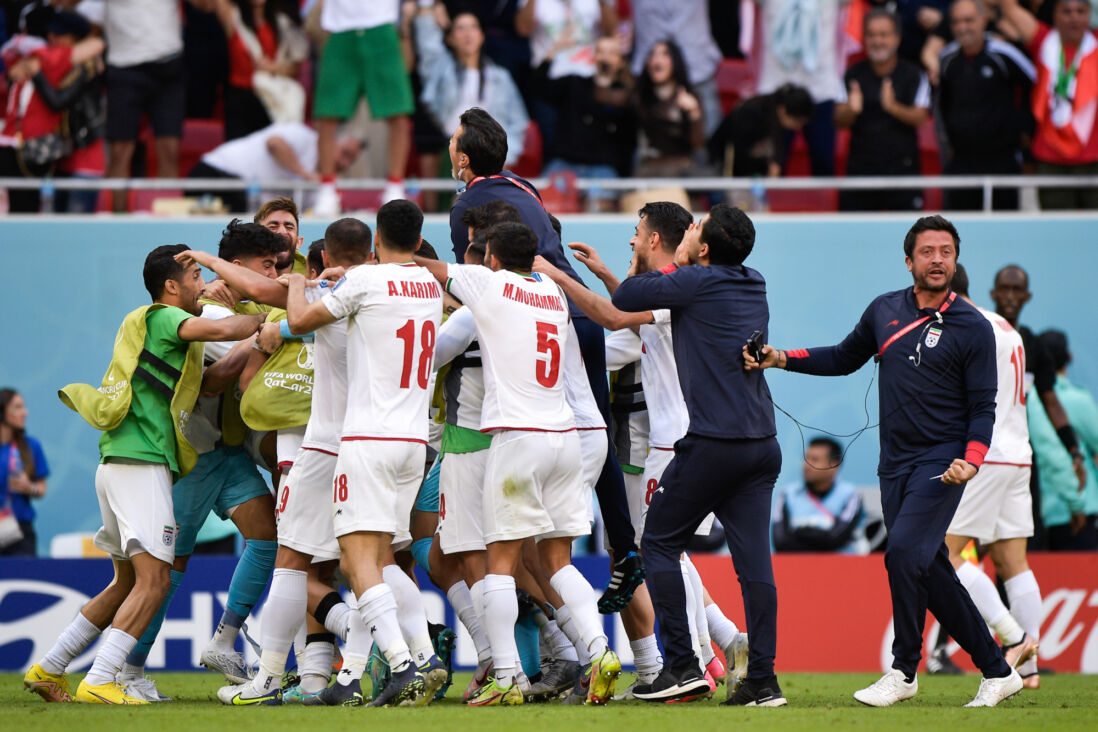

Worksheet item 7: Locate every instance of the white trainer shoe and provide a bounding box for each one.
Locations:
[382,180,406,203]
[964,669,1023,707]
[853,669,918,707]
[201,645,253,684]
[314,184,341,218]
[118,674,171,702]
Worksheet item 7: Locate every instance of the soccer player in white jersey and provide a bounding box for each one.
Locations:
[417,221,622,706]
[534,202,748,701]
[945,266,1042,686]
[278,200,445,707]
[200,218,368,706]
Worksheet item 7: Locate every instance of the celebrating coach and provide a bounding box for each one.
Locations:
[612,204,785,706]
[746,215,1021,708]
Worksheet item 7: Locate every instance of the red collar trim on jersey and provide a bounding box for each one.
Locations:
[658,263,678,274]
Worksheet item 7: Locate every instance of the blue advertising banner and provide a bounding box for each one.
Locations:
[0,557,623,673]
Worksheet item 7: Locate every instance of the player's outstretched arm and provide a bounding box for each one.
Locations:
[533,255,650,331]
[568,242,622,294]
[201,336,257,395]
[178,312,265,342]
[413,255,450,285]
[175,249,289,308]
[281,273,337,335]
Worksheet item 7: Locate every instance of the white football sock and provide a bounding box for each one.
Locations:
[681,559,704,671]
[482,574,520,686]
[549,565,607,657]
[253,568,306,692]
[118,662,144,681]
[705,602,740,650]
[1005,570,1042,675]
[554,605,590,664]
[629,634,663,682]
[382,565,435,666]
[83,628,137,686]
[41,611,101,676]
[321,600,351,642]
[448,580,492,665]
[336,604,372,685]
[682,556,715,665]
[358,584,412,673]
[542,618,578,662]
[292,620,307,664]
[300,637,335,692]
[955,562,1024,645]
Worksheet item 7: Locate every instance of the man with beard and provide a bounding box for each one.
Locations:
[746,215,1022,708]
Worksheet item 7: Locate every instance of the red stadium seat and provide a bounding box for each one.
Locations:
[179,119,226,177]
[512,121,543,179]
[127,189,184,213]
[716,59,756,116]
[539,170,582,214]
[768,187,839,212]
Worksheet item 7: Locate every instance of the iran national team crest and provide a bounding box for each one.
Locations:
[162,525,175,546]
[925,326,942,348]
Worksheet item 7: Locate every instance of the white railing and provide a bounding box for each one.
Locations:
[2,174,1097,213]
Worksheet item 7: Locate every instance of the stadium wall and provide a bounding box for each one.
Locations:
[2,554,1096,673]
[1,213,1096,553]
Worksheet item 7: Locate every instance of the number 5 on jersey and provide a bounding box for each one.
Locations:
[536,321,561,387]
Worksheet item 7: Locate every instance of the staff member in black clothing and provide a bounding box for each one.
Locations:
[990,264,1089,545]
[937,0,1035,210]
[746,215,1022,708]
[445,107,645,612]
[836,9,932,212]
[612,204,785,706]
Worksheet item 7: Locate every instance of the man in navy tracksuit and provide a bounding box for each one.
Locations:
[747,215,1023,708]
[612,204,786,706]
[445,107,644,610]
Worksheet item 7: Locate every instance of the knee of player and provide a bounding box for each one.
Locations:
[639,533,680,564]
[883,544,924,575]
[135,563,172,597]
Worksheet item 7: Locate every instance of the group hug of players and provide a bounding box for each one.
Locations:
[21,194,752,707]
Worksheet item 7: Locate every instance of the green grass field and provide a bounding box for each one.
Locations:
[2,671,1095,731]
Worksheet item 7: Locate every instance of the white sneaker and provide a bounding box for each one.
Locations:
[964,669,1023,707]
[201,645,254,684]
[382,180,405,203]
[314,183,341,218]
[723,632,750,697]
[118,674,171,702]
[853,669,918,707]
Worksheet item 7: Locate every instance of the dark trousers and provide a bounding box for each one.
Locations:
[642,434,781,678]
[0,521,37,556]
[1047,515,1098,550]
[188,160,246,213]
[572,314,638,556]
[880,462,1011,679]
[784,100,836,176]
[943,152,1020,211]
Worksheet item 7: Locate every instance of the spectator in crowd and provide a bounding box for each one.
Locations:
[772,437,869,555]
[709,0,746,60]
[634,39,706,177]
[189,122,363,212]
[540,34,635,208]
[754,0,848,176]
[412,1,528,167]
[937,0,1035,210]
[0,10,104,212]
[472,0,533,103]
[1000,0,1098,209]
[922,0,1016,84]
[515,0,617,157]
[0,388,49,557]
[630,0,723,138]
[836,9,931,211]
[313,0,414,215]
[708,83,814,178]
[102,0,215,212]
[213,0,309,140]
[1028,330,1098,551]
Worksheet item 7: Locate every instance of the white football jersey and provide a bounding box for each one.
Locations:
[980,308,1033,465]
[446,265,575,432]
[639,310,689,449]
[301,282,347,453]
[322,263,442,442]
[563,321,605,430]
[435,306,484,432]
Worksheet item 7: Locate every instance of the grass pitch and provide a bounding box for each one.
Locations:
[2,671,1095,731]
